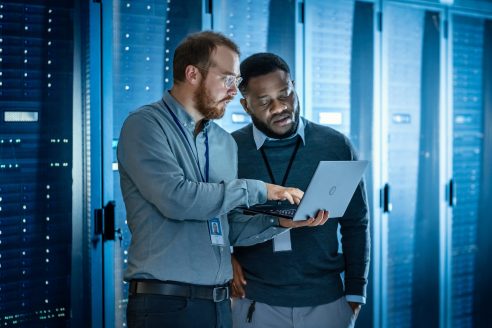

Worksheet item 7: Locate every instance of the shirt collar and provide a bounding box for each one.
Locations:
[162,91,211,133]
[252,117,305,150]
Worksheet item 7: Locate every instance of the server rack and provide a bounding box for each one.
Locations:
[0,0,83,326]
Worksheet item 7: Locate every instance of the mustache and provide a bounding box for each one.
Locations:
[271,110,292,122]
[220,96,234,103]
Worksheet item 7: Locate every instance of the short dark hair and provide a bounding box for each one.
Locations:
[238,53,291,94]
[173,31,240,83]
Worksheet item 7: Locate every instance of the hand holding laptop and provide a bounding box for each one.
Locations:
[265,183,303,205]
[279,209,329,228]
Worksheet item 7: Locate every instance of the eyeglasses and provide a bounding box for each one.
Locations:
[195,65,243,89]
[223,75,243,89]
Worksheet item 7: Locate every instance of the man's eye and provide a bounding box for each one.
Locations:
[258,100,270,107]
[280,88,293,99]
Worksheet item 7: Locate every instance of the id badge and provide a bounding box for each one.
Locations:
[273,230,292,252]
[208,218,225,246]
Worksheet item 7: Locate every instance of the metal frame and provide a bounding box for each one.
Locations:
[296,0,305,116]
[202,0,212,29]
[372,2,384,327]
[101,1,115,327]
[71,0,86,326]
[378,2,390,327]
[440,6,452,328]
[87,1,104,327]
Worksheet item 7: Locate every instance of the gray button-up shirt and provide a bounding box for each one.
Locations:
[118,91,284,285]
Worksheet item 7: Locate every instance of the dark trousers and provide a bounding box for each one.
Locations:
[126,293,232,328]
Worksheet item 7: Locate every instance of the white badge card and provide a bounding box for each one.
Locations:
[208,218,225,246]
[273,230,292,252]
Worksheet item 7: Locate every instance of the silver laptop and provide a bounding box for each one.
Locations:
[241,160,368,220]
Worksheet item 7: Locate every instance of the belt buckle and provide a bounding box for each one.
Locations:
[212,286,229,302]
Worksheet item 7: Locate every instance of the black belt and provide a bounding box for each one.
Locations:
[129,280,230,303]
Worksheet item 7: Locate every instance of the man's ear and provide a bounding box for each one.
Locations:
[184,65,201,86]
[240,98,251,115]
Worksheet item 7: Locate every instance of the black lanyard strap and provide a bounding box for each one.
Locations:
[259,137,301,186]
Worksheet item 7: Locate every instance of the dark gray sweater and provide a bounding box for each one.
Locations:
[232,118,370,307]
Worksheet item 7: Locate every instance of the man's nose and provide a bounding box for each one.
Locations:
[270,99,287,114]
[227,84,238,97]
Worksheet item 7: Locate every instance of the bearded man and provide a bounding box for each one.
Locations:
[117,32,329,328]
[230,53,370,328]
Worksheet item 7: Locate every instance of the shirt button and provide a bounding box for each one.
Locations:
[273,227,277,231]
[255,236,259,239]
[270,219,274,223]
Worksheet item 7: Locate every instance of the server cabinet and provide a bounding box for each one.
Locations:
[304,0,355,134]
[449,12,492,328]
[380,3,444,328]
[303,1,377,327]
[212,0,297,132]
[0,0,85,326]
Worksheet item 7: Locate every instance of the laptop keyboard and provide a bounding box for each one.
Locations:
[266,208,296,217]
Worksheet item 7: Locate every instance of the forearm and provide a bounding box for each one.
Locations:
[341,220,370,296]
[228,209,289,246]
[149,178,267,221]
[340,183,370,296]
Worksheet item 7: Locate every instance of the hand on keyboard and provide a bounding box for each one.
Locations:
[265,183,303,205]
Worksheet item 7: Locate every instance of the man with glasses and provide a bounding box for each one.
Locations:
[230,53,370,328]
[118,32,328,328]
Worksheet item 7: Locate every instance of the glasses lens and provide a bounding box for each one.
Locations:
[224,76,233,88]
[224,76,242,89]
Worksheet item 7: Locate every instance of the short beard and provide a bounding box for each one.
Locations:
[193,80,230,120]
[251,101,300,139]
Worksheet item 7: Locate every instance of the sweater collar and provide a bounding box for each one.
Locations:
[252,117,306,150]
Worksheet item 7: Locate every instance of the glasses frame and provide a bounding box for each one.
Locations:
[194,64,243,89]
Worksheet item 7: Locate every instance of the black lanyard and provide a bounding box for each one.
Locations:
[162,100,209,182]
[259,137,301,187]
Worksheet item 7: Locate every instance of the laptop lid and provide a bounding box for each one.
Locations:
[290,160,368,220]
[241,160,368,220]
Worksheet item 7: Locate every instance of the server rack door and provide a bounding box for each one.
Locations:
[381,3,443,328]
[0,0,80,327]
[449,13,490,328]
[304,0,354,134]
[211,0,297,132]
[473,16,492,328]
[102,1,202,327]
[304,1,377,326]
